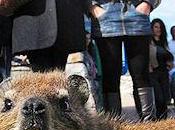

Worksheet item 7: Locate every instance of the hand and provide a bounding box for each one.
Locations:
[0,0,9,6]
[0,0,4,5]
[90,5,106,18]
[167,61,174,71]
[149,64,153,73]
[136,2,151,15]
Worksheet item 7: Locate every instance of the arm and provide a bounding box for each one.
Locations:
[85,0,106,18]
[143,0,161,9]
[85,0,99,10]
[0,0,32,8]
[136,0,161,15]
[84,0,100,16]
[166,51,174,70]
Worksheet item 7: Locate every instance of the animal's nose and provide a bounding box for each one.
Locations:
[22,97,46,116]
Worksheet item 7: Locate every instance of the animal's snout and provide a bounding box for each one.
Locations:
[22,97,46,116]
[20,98,48,130]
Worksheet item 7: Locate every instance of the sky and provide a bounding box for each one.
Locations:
[150,0,175,40]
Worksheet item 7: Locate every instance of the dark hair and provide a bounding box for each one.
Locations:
[151,18,168,49]
[170,26,175,40]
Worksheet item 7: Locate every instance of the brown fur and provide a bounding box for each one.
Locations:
[0,71,175,130]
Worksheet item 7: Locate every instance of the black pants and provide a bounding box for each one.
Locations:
[170,73,175,106]
[27,46,69,72]
[95,36,150,112]
[149,69,169,120]
[0,16,13,82]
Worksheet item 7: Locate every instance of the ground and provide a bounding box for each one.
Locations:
[120,73,175,122]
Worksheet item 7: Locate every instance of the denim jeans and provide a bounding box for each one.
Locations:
[91,2,151,37]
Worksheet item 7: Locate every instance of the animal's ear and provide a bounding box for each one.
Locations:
[67,75,90,105]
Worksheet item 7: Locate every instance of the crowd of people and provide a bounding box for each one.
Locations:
[1,0,175,122]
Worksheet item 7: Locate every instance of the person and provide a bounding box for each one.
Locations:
[85,31,104,111]
[169,26,175,58]
[168,25,175,106]
[90,0,161,121]
[9,0,89,72]
[0,0,99,71]
[149,18,174,120]
[0,15,13,82]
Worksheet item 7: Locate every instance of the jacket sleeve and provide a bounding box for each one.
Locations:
[0,0,32,16]
[165,50,174,62]
[143,0,161,9]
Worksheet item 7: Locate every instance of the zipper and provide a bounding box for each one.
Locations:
[120,1,127,35]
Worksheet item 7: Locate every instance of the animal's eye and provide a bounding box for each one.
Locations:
[59,97,71,112]
[1,98,13,112]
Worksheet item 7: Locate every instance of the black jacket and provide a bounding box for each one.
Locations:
[14,0,46,16]
[156,46,174,70]
[0,16,13,46]
[12,0,92,53]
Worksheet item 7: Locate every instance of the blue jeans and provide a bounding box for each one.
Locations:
[91,2,151,37]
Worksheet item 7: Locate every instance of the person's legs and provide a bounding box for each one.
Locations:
[149,71,162,119]
[0,46,6,82]
[27,47,55,72]
[125,36,156,121]
[95,37,122,116]
[133,86,142,118]
[28,45,69,72]
[0,45,11,81]
[150,70,168,120]
[3,44,12,78]
[0,16,13,82]
[52,46,68,70]
[170,72,175,106]
[158,71,169,119]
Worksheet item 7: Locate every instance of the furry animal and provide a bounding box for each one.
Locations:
[0,71,175,130]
